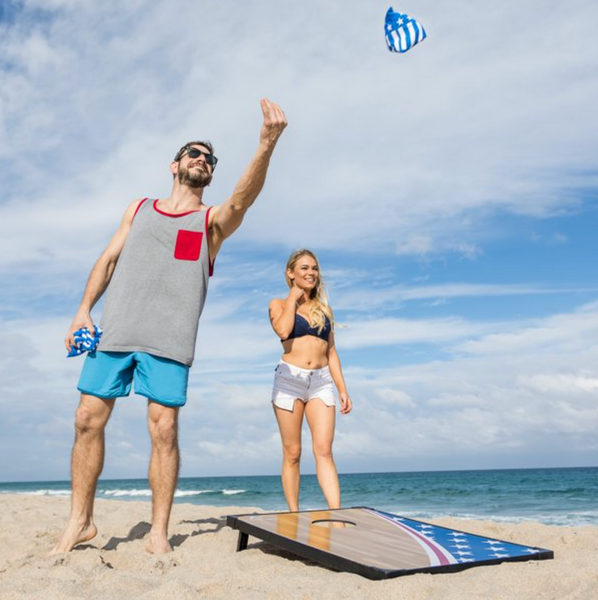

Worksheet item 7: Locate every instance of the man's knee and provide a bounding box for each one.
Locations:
[75,404,109,436]
[149,413,178,448]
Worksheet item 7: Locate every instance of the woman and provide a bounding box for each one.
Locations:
[269,249,352,511]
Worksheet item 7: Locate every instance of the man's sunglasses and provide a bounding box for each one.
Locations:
[175,146,218,169]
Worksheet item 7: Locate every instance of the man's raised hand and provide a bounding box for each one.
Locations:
[259,98,287,149]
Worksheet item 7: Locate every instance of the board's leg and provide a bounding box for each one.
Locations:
[236,532,249,552]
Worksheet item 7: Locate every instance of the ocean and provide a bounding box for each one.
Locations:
[1,466,596,526]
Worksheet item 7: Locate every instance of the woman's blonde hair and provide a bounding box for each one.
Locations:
[285,249,334,334]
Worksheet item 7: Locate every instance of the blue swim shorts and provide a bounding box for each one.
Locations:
[77,351,189,407]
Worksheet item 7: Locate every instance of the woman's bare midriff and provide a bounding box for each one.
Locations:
[281,336,329,369]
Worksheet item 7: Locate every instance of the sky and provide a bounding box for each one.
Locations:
[0,0,597,482]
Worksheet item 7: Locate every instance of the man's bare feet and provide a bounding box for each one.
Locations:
[50,521,97,555]
[145,533,173,554]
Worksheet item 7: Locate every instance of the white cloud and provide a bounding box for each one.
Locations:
[457,300,598,356]
[1,1,597,480]
[2,297,598,479]
[374,388,416,410]
[337,315,499,349]
[1,0,597,278]
[519,373,598,395]
[334,281,598,312]
[396,234,434,256]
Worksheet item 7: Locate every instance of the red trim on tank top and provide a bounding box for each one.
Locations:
[153,199,205,218]
[205,206,215,277]
[132,198,148,220]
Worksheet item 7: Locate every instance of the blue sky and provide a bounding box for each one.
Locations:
[1,0,597,482]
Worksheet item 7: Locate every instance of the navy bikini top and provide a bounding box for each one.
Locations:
[282,313,332,343]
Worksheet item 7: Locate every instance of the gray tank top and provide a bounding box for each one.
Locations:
[98,198,213,366]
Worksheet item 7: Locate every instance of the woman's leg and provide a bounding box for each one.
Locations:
[304,399,340,509]
[273,400,305,511]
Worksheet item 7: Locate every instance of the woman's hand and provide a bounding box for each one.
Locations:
[339,392,353,415]
[288,282,306,304]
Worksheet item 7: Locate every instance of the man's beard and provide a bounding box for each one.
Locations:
[178,164,213,188]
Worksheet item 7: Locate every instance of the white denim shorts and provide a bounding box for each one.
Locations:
[271,360,336,411]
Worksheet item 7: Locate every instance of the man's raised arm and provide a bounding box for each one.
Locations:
[209,98,287,256]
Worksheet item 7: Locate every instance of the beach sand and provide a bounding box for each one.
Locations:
[0,495,596,599]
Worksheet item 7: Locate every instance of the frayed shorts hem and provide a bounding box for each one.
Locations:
[271,396,335,412]
[271,360,335,411]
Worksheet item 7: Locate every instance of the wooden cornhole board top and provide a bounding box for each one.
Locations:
[227,507,553,580]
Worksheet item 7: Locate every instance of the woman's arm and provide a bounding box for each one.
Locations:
[269,286,305,339]
[327,331,352,414]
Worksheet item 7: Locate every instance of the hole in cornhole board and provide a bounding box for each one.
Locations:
[312,519,356,529]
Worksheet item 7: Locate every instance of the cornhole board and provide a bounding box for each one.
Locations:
[226,507,553,580]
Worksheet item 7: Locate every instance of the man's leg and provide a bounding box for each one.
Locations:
[51,394,115,554]
[146,400,180,553]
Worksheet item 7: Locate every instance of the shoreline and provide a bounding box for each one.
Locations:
[2,463,596,483]
[1,495,597,599]
[3,465,597,528]
[2,493,595,528]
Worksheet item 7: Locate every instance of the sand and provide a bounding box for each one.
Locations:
[0,495,596,599]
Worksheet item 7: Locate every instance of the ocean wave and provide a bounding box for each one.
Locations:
[100,488,227,498]
[18,490,72,496]
[222,489,246,495]
[395,509,598,527]
[102,489,152,497]
[175,490,214,497]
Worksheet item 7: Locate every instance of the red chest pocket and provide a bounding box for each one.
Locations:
[174,230,203,261]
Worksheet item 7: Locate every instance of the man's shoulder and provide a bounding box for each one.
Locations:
[207,203,221,219]
[127,197,149,215]
[115,198,149,229]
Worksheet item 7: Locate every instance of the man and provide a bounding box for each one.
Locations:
[52,99,287,554]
